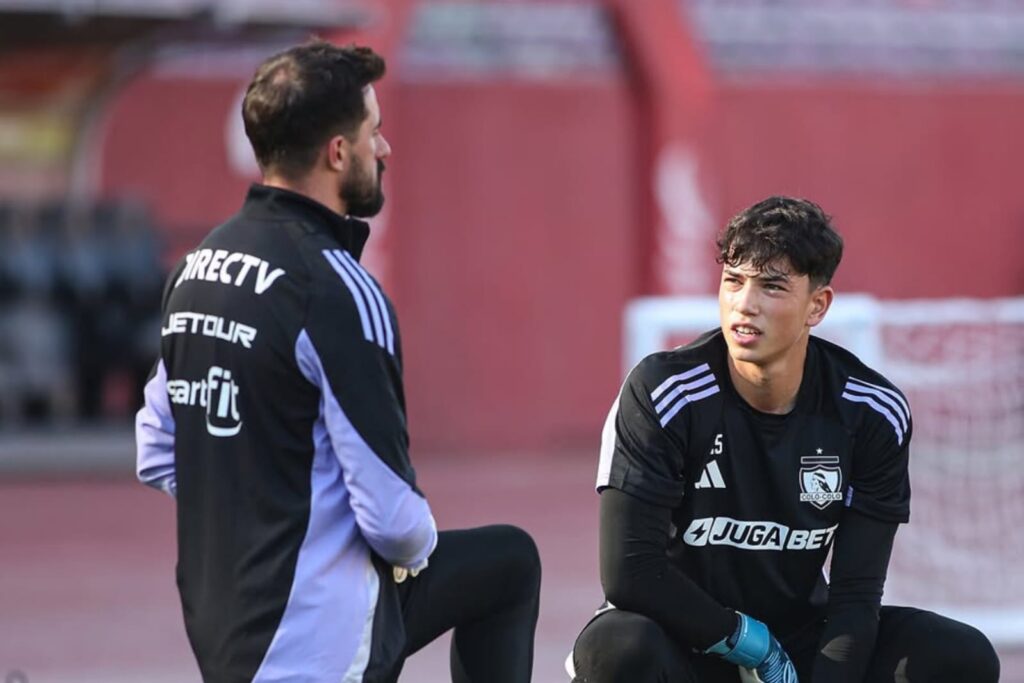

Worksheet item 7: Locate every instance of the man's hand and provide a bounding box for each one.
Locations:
[393,558,429,584]
[705,612,798,683]
[392,566,419,583]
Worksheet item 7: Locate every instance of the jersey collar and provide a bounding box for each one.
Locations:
[242,183,371,260]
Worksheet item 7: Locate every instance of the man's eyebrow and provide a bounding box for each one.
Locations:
[723,267,792,282]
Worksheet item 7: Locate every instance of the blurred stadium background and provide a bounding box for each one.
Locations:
[1,0,1022,681]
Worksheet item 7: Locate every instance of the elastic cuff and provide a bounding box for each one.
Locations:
[706,612,769,669]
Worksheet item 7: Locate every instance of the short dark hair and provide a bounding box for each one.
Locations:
[242,40,386,178]
[716,196,844,288]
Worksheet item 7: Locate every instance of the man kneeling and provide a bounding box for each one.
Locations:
[137,41,540,682]
[569,197,999,682]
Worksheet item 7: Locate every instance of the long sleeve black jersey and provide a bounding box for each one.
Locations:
[597,329,911,640]
[136,185,436,683]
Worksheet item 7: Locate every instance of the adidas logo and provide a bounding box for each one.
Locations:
[694,460,726,489]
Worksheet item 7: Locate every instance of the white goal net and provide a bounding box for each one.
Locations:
[624,295,1024,644]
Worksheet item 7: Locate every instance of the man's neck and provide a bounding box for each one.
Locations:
[726,344,808,415]
[262,174,346,217]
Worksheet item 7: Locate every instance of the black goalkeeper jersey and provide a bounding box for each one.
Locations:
[597,329,911,638]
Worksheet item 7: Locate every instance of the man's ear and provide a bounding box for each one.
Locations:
[807,285,834,328]
[327,135,347,172]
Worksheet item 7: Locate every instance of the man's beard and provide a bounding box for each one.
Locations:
[340,159,385,218]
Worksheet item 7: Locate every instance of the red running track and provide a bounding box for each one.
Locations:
[1,451,1020,682]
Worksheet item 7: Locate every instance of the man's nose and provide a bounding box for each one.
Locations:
[733,282,759,315]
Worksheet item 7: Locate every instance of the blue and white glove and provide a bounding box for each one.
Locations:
[704,612,798,683]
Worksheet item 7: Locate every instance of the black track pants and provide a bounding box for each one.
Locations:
[571,606,999,683]
[390,525,542,683]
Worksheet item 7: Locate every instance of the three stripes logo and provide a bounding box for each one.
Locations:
[650,363,720,427]
[840,377,911,445]
[323,249,395,356]
[694,460,726,489]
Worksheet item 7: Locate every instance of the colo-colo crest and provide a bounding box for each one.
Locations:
[799,455,843,510]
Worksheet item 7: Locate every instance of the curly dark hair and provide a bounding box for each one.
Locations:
[242,40,386,179]
[716,196,844,288]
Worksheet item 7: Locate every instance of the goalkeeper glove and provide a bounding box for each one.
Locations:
[705,612,798,683]
[739,665,788,683]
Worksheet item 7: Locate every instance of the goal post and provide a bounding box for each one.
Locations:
[623,294,1024,644]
